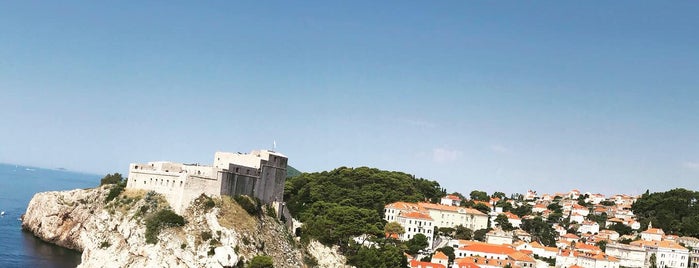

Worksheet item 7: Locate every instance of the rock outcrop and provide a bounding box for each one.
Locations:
[22,185,308,267]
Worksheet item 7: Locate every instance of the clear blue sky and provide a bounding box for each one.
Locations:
[2,1,698,196]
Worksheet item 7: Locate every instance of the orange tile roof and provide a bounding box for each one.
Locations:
[642,228,665,235]
[400,211,433,221]
[509,251,535,262]
[419,202,486,215]
[457,256,516,267]
[433,251,449,260]
[409,259,446,268]
[631,240,688,250]
[460,243,516,255]
[446,194,462,200]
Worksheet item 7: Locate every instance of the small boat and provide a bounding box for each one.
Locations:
[0,211,5,216]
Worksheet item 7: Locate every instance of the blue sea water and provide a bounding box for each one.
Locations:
[0,163,100,268]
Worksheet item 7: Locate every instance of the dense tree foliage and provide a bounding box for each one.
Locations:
[285,167,444,218]
[436,246,456,264]
[384,222,405,237]
[473,228,490,242]
[455,225,474,240]
[511,204,533,218]
[632,188,699,237]
[300,201,382,247]
[495,214,515,231]
[285,167,444,265]
[491,191,507,200]
[521,217,557,247]
[347,241,407,268]
[470,190,489,201]
[405,233,429,255]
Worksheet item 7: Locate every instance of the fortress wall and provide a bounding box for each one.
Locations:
[126,163,188,213]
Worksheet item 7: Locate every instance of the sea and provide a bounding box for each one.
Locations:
[0,163,100,268]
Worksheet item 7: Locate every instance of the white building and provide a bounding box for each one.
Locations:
[396,211,435,249]
[632,240,689,268]
[605,243,647,268]
[579,221,600,235]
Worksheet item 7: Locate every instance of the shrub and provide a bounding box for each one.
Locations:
[100,173,124,186]
[265,204,277,218]
[233,195,260,216]
[248,255,273,268]
[145,209,186,244]
[99,241,111,248]
[194,194,216,211]
[105,183,125,203]
[201,231,212,241]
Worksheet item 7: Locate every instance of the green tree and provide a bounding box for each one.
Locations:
[473,228,490,242]
[649,253,658,268]
[300,201,382,248]
[405,233,429,255]
[454,225,473,240]
[470,190,489,201]
[609,222,633,236]
[347,242,407,268]
[495,214,514,231]
[248,255,273,268]
[384,222,405,238]
[491,191,507,200]
[284,167,444,219]
[473,203,491,214]
[511,204,532,218]
[100,173,124,186]
[632,188,699,237]
[436,246,455,264]
[595,240,608,251]
[520,217,557,247]
[438,227,456,237]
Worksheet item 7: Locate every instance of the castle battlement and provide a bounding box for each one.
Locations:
[126,150,288,214]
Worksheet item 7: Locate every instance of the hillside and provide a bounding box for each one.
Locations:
[286,165,302,178]
[284,166,445,267]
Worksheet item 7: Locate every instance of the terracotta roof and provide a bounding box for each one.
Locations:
[409,259,446,268]
[433,251,449,260]
[456,257,515,268]
[460,243,516,255]
[504,212,520,220]
[642,228,665,235]
[418,202,486,215]
[631,240,688,250]
[509,251,535,262]
[445,194,462,200]
[563,233,580,239]
[400,211,433,221]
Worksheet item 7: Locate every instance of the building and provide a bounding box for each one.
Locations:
[631,240,689,268]
[396,211,435,248]
[441,194,462,206]
[605,243,647,268]
[126,150,287,214]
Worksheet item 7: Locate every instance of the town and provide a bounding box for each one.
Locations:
[387,189,697,268]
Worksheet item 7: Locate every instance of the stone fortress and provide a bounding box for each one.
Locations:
[126,150,288,215]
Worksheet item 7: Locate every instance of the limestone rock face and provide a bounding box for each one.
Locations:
[307,240,353,268]
[21,186,308,268]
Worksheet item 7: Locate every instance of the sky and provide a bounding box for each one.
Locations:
[1,1,698,196]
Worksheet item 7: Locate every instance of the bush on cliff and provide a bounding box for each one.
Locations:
[100,173,124,186]
[248,255,273,268]
[105,182,126,203]
[233,195,261,216]
[145,209,186,244]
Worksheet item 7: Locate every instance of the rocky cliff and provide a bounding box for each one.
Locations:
[21,185,322,267]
